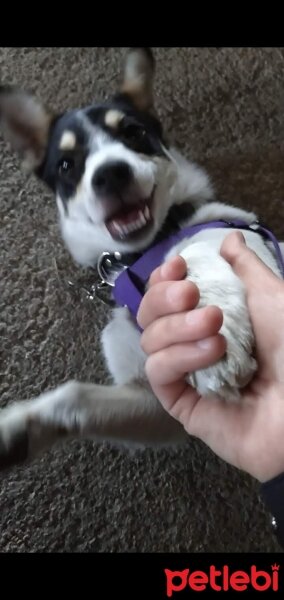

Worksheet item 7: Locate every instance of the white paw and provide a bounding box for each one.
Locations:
[0,402,30,468]
[0,384,75,470]
[187,338,257,402]
[180,242,257,401]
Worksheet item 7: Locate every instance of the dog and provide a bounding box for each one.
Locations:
[0,47,282,469]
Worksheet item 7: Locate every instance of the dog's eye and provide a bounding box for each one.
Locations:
[123,124,147,143]
[57,157,75,176]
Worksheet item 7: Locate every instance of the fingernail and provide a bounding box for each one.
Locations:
[161,259,177,278]
[166,282,184,302]
[161,262,171,278]
[234,231,246,245]
[196,338,213,350]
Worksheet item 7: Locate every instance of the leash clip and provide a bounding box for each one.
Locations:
[248,220,261,231]
[65,251,129,307]
[97,251,128,287]
[66,279,116,307]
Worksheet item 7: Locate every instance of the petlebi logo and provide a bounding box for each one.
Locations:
[165,563,280,594]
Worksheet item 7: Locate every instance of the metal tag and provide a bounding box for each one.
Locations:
[64,251,128,307]
[97,251,128,287]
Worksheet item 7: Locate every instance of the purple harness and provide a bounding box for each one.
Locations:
[112,219,284,328]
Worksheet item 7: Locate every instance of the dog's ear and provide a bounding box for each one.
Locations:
[0,86,54,171]
[120,48,155,112]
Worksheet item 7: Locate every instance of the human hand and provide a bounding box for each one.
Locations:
[137,232,284,482]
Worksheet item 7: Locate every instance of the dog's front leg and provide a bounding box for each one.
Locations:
[0,381,185,469]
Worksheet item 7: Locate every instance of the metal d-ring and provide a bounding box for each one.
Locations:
[62,250,128,308]
[97,251,128,288]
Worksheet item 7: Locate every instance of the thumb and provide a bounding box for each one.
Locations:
[220,231,277,287]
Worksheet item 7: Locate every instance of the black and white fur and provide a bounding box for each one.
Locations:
[0,48,282,469]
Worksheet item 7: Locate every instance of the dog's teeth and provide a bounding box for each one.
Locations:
[111,206,151,238]
[112,221,127,237]
[113,222,123,234]
[138,210,147,225]
[143,206,151,221]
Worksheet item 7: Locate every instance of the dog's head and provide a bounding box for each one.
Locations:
[0,48,213,265]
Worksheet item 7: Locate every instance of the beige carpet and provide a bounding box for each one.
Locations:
[0,47,283,552]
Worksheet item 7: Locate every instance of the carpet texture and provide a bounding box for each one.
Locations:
[0,47,284,552]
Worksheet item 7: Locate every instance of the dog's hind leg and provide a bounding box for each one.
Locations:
[0,380,185,470]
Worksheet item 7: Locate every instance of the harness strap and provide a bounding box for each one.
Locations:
[113,220,284,328]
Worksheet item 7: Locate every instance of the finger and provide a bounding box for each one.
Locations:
[148,256,187,287]
[220,231,279,287]
[145,334,226,387]
[137,280,200,330]
[141,305,223,354]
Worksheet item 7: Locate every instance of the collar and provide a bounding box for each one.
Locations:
[112,219,284,329]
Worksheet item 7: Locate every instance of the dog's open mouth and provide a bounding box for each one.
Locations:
[105,189,154,241]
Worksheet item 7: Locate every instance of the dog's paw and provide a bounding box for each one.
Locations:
[187,340,257,402]
[0,404,30,470]
[0,398,58,470]
[179,241,257,402]
[0,384,80,470]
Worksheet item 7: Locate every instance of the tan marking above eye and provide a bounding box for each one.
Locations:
[104,110,124,128]
[59,130,76,150]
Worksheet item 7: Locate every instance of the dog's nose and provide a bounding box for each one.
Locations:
[92,161,133,196]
